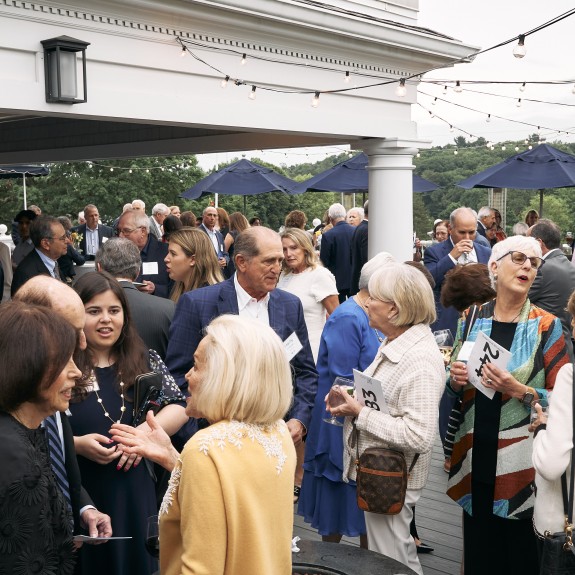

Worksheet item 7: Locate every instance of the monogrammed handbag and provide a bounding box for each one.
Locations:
[354,425,419,515]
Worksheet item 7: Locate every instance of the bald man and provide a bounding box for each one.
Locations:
[14,277,112,540]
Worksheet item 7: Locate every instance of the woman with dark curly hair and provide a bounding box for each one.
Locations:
[285,210,307,230]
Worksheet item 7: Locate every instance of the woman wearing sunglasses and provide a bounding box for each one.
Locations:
[447,235,569,575]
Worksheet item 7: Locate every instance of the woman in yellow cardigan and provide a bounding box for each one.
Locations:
[112,314,296,575]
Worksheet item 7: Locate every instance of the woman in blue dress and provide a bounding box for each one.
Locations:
[298,252,394,546]
[70,272,186,575]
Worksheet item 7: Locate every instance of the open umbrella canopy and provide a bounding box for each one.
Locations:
[0,164,50,178]
[293,152,439,194]
[181,159,299,200]
[457,144,575,190]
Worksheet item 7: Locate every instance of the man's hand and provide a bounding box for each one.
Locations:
[218,257,227,269]
[450,239,473,260]
[137,280,156,294]
[80,508,113,543]
[286,419,305,446]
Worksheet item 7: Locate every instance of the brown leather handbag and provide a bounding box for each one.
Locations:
[354,425,419,515]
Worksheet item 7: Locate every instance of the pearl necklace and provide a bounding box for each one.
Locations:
[89,370,126,424]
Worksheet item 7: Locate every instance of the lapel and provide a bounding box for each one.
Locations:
[217,278,240,315]
[268,289,286,335]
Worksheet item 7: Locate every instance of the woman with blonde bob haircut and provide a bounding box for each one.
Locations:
[164,227,223,302]
[329,262,444,574]
[111,314,296,575]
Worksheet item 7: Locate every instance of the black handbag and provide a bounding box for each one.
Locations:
[354,424,418,515]
[538,363,575,575]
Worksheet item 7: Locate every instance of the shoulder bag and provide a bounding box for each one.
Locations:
[354,424,418,515]
[538,363,575,575]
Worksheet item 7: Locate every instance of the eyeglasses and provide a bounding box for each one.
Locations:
[117,227,142,236]
[496,250,544,270]
[47,235,67,241]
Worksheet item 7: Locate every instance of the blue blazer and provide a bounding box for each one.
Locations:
[424,239,491,336]
[135,235,173,299]
[349,220,368,295]
[320,220,355,292]
[199,224,229,266]
[165,277,318,431]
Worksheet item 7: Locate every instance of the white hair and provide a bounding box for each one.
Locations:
[152,203,169,216]
[358,251,396,290]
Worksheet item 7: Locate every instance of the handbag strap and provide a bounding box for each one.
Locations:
[462,304,479,343]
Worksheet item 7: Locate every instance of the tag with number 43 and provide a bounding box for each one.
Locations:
[353,369,389,414]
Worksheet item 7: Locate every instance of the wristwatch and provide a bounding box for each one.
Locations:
[521,388,535,407]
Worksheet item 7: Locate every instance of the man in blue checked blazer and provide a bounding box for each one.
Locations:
[165,226,318,447]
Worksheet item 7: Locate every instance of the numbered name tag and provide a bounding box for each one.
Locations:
[353,369,389,414]
[467,332,511,399]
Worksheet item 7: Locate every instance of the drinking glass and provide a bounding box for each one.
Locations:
[434,329,454,364]
[323,377,354,426]
[145,515,159,559]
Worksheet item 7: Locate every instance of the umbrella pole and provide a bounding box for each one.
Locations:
[539,189,543,217]
[23,174,27,210]
[243,195,247,213]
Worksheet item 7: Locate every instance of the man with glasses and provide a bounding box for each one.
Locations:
[424,207,491,337]
[71,204,113,261]
[116,209,172,298]
[528,219,575,357]
[11,215,69,296]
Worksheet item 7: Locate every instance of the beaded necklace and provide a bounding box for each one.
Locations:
[88,370,126,424]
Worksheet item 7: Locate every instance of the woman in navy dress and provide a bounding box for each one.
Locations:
[70,272,186,575]
[298,252,394,546]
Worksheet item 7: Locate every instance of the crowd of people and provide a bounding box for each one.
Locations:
[0,197,573,575]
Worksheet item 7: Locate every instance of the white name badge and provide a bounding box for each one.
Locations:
[353,368,389,414]
[142,261,159,276]
[284,332,303,361]
[467,331,511,399]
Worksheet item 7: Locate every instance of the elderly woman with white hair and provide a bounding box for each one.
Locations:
[346,207,364,227]
[447,235,569,575]
[329,262,445,575]
[111,315,296,575]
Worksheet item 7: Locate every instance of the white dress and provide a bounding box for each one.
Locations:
[277,266,338,362]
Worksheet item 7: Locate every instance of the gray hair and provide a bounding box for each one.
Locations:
[30,215,60,248]
[348,207,364,220]
[132,199,145,210]
[488,235,542,285]
[328,203,346,220]
[120,209,150,231]
[512,222,529,236]
[358,251,396,290]
[477,206,494,220]
[152,203,169,216]
[530,219,561,250]
[96,238,142,281]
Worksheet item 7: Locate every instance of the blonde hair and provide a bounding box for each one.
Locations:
[193,315,293,424]
[280,227,319,274]
[368,262,436,326]
[168,227,223,302]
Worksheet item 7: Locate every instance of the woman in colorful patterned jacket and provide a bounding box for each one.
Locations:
[447,235,568,575]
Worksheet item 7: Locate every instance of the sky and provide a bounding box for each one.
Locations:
[196,1,575,170]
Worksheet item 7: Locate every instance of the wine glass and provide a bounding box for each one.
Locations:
[145,515,159,559]
[433,329,454,364]
[323,377,354,426]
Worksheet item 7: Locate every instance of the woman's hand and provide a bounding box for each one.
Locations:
[74,433,122,465]
[528,402,548,433]
[449,361,469,391]
[110,411,179,472]
[481,363,524,398]
[324,386,362,418]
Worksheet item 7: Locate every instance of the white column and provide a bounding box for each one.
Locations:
[361,139,429,263]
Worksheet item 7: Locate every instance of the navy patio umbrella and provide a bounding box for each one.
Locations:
[181,159,300,211]
[457,144,575,216]
[293,152,439,194]
[0,164,50,209]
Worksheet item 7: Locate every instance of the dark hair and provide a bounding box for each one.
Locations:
[162,214,183,241]
[30,215,61,248]
[249,217,261,226]
[95,238,142,280]
[433,219,449,239]
[440,263,496,312]
[0,301,76,411]
[180,211,196,227]
[229,212,250,233]
[530,219,561,250]
[74,271,148,393]
[284,210,307,229]
[216,207,230,230]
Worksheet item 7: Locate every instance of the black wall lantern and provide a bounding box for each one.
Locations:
[41,36,90,104]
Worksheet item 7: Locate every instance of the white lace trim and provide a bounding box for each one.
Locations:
[159,458,183,517]
[198,420,288,475]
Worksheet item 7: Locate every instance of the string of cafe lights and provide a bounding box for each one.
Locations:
[176,7,575,107]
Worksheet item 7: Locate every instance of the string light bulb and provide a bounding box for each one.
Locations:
[221,75,230,89]
[443,85,448,94]
[520,82,526,92]
[449,125,454,132]
[344,71,350,84]
[240,53,247,65]
[516,98,522,107]
[572,84,575,95]
[395,78,407,97]
[454,81,462,93]
[432,97,437,105]
[180,46,186,57]
[311,91,320,108]
[513,35,526,58]
[248,85,257,100]
[486,113,491,123]
[454,149,458,155]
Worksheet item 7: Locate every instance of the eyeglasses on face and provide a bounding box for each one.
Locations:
[496,250,544,270]
[47,235,67,241]
[116,227,142,236]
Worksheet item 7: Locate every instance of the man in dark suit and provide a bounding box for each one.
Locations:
[320,202,355,303]
[11,215,69,296]
[14,276,112,538]
[96,238,175,360]
[349,200,369,296]
[476,206,495,239]
[117,209,173,298]
[529,219,575,356]
[71,204,114,260]
[424,207,491,337]
[148,203,170,240]
[165,226,318,447]
[199,205,229,272]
